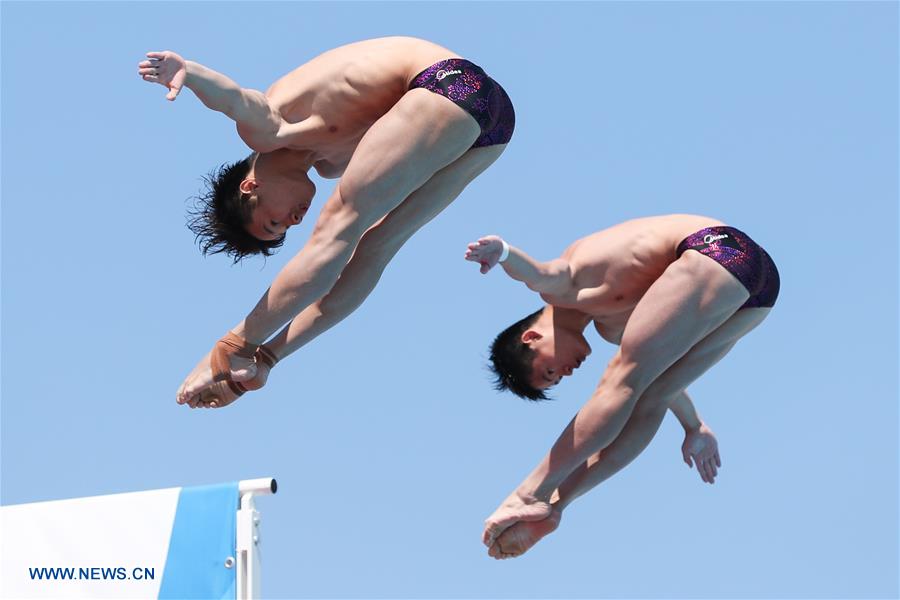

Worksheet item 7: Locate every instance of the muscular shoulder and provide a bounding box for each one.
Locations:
[236,122,280,153]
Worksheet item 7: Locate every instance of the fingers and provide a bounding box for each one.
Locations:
[176,378,193,405]
[180,378,204,403]
[465,241,498,275]
[682,447,693,467]
[185,389,205,409]
[487,541,512,560]
[483,521,509,548]
[177,351,257,408]
[179,369,215,403]
[183,382,236,410]
[138,63,160,83]
[464,249,493,274]
[482,514,522,548]
[188,389,219,409]
[694,455,717,484]
[185,385,206,409]
[483,518,513,547]
[690,453,708,483]
[692,454,705,482]
[138,54,182,100]
[465,239,494,254]
[488,540,521,560]
[715,451,722,468]
[488,542,501,559]
[483,525,497,547]
[138,58,161,78]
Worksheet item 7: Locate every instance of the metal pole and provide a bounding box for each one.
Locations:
[236,477,276,600]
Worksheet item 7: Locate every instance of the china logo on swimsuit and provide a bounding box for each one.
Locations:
[704,233,729,245]
[435,69,462,81]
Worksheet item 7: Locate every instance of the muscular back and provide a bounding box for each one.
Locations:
[263,37,460,176]
[544,215,727,341]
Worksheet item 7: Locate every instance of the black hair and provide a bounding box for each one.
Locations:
[488,307,550,401]
[187,153,286,263]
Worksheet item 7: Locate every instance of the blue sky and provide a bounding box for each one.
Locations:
[2,2,897,598]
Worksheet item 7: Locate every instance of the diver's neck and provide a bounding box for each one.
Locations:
[544,305,592,334]
[258,147,314,175]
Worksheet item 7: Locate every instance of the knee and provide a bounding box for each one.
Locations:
[632,389,676,418]
[360,226,408,260]
[603,349,655,400]
[314,190,372,243]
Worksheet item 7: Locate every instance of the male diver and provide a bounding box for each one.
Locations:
[138,37,514,405]
[463,214,779,558]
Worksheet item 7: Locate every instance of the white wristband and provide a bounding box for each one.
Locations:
[498,239,510,263]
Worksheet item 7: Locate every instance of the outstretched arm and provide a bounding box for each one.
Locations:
[668,390,702,431]
[237,192,374,344]
[464,235,573,296]
[176,195,371,403]
[176,138,507,406]
[485,390,720,558]
[178,225,389,405]
[250,213,412,363]
[138,50,288,150]
[671,392,721,483]
[551,391,719,508]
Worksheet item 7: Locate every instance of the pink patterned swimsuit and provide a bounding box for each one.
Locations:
[676,226,780,309]
[409,58,515,148]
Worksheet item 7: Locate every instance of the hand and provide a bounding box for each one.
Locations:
[681,422,722,484]
[465,235,505,274]
[482,491,553,548]
[488,505,562,560]
[176,334,262,406]
[185,379,246,410]
[177,346,277,409]
[176,351,256,406]
[138,51,187,101]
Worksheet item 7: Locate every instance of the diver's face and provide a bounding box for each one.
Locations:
[247,187,311,240]
[524,326,591,390]
[242,171,316,241]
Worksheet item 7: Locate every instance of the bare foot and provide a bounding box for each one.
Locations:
[488,508,562,559]
[482,492,553,547]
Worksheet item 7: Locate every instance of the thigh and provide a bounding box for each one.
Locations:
[640,307,772,405]
[337,89,482,224]
[616,251,753,392]
[363,144,507,254]
[315,145,507,316]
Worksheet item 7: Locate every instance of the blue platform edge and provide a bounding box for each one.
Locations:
[158,481,238,599]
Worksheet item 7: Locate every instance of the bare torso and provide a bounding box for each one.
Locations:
[541,214,727,343]
[258,37,460,178]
